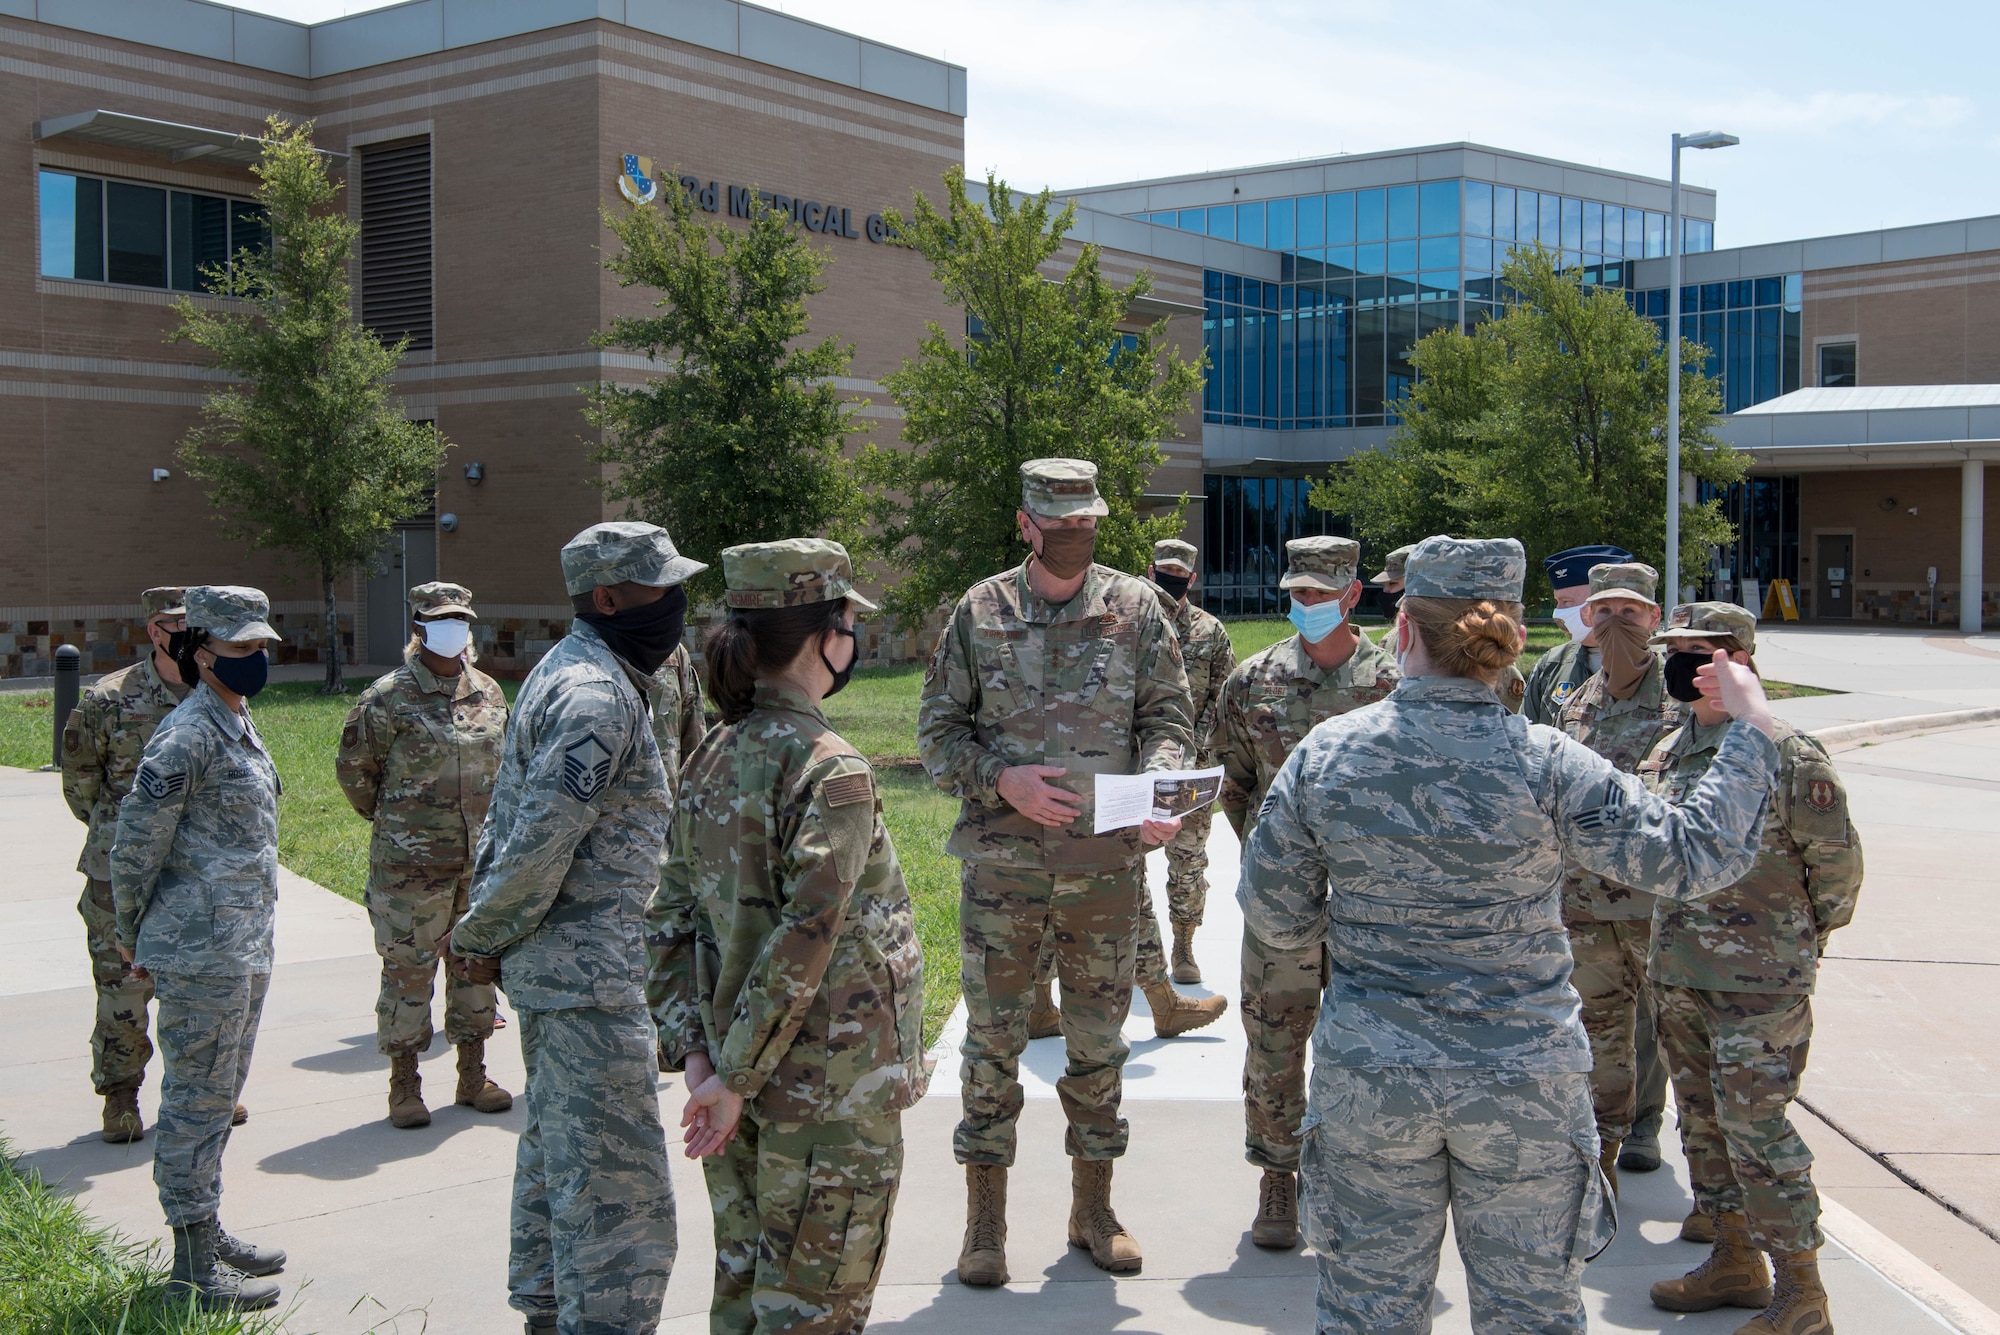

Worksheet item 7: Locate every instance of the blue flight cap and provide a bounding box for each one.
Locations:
[1543,544,1634,591]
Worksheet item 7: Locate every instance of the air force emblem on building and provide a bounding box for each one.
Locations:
[135,762,187,801]
[561,733,615,804]
[617,153,658,205]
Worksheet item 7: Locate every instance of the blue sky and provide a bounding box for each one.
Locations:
[233,0,1997,249]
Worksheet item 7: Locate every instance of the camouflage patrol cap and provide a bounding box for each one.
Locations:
[1652,601,1757,653]
[141,587,186,620]
[1584,561,1660,608]
[1020,458,1109,519]
[1370,544,1415,587]
[1404,535,1526,602]
[1280,536,1360,591]
[722,538,879,613]
[560,521,707,596]
[185,585,282,643]
[409,581,477,620]
[1152,539,1198,573]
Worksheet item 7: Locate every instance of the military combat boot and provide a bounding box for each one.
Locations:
[215,1221,287,1277]
[1027,980,1061,1040]
[1683,1207,1718,1243]
[388,1052,430,1129]
[1171,921,1202,985]
[1068,1157,1142,1273]
[523,1313,557,1334]
[1733,1248,1832,1335]
[1599,1140,1621,1198]
[231,1102,249,1126]
[454,1040,513,1113]
[957,1164,1009,1287]
[101,1084,143,1143]
[1651,1211,1774,1313]
[168,1218,281,1311]
[1250,1169,1299,1249]
[1142,981,1227,1038]
[1619,1124,1664,1173]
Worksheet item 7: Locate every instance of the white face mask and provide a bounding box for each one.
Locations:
[421,618,471,657]
[1552,605,1590,643]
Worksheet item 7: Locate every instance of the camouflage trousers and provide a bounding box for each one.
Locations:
[509,1006,678,1335]
[152,971,267,1227]
[705,1110,902,1334]
[1655,986,1822,1255]
[79,877,154,1093]
[956,862,1141,1165]
[1032,865,1172,993]
[1242,930,1326,1173]
[365,862,496,1056]
[1299,1064,1615,1335]
[1162,803,1214,926]
[1567,918,1670,1149]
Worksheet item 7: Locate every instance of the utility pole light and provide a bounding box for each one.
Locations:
[1665,130,1739,609]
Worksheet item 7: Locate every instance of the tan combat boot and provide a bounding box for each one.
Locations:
[1171,921,1202,985]
[1142,982,1228,1039]
[1651,1210,1774,1313]
[1732,1247,1832,1335]
[231,1103,248,1126]
[1599,1139,1621,1198]
[1250,1169,1299,1249]
[388,1052,430,1129]
[957,1164,1009,1287]
[1069,1157,1142,1272]
[1027,980,1061,1040]
[1683,1207,1718,1243]
[101,1084,144,1144]
[454,1040,513,1113]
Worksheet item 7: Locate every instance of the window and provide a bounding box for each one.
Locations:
[39,169,264,291]
[1819,342,1857,387]
[1386,185,1418,240]
[1418,180,1459,236]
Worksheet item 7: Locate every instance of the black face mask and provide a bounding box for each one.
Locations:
[822,621,860,698]
[164,629,189,659]
[1153,569,1192,601]
[1380,591,1402,619]
[1663,650,1707,703]
[581,585,687,676]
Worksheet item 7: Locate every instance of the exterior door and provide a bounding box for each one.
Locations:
[1816,534,1853,619]
[364,525,438,664]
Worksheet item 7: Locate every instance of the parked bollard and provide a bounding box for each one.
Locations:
[52,644,81,770]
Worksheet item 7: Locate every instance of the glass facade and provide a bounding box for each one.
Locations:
[1698,475,1800,604]
[1174,179,1715,429]
[1632,275,1802,412]
[38,169,266,292]
[1199,474,1345,615]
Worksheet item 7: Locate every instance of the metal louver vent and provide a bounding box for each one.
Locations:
[358,136,433,351]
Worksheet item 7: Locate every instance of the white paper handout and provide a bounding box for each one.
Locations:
[1092,765,1226,834]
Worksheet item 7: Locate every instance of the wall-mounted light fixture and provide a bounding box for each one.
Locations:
[464,462,485,486]
[1909,506,1920,516]
[152,468,171,483]
[439,513,459,532]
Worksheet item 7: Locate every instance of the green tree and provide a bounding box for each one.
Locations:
[175,116,447,694]
[858,168,1206,621]
[1313,245,1741,602]
[586,174,862,604]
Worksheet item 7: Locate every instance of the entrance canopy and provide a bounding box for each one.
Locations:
[1718,385,2000,470]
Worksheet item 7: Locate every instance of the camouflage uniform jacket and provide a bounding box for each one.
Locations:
[647,642,707,799]
[916,562,1194,873]
[1523,639,1592,726]
[1239,676,1779,1073]
[452,620,669,1012]
[1215,631,1399,839]
[1642,717,1863,994]
[1173,597,1236,763]
[1555,655,1687,922]
[61,653,190,880]
[335,647,508,866]
[647,684,926,1121]
[110,684,280,976]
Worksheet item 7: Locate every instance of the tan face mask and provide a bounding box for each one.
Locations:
[1592,614,1653,700]
[1030,518,1097,580]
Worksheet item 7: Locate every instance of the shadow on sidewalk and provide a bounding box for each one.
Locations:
[13,1133,157,1199]
[257,1103,522,1181]
[291,1032,405,1076]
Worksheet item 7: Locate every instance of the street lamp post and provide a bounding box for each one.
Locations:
[1665,130,1739,608]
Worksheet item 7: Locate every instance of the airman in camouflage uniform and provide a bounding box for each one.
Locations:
[1552,562,1684,1187]
[1151,539,1234,980]
[1521,545,1633,726]
[1240,537,1782,1335]
[1641,604,1863,1334]
[648,539,926,1335]
[1374,544,1526,710]
[450,523,702,1335]
[1213,535,1397,1248]
[337,582,511,1128]
[112,586,289,1312]
[647,643,706,800]
[918,459,1194,1284]
[61,586,191,1142]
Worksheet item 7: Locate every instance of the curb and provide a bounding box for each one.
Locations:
[1820,1195,2000,1335]
[1812,707,2000,752]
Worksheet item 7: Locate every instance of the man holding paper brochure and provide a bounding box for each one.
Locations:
[918,458,1196,1287]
